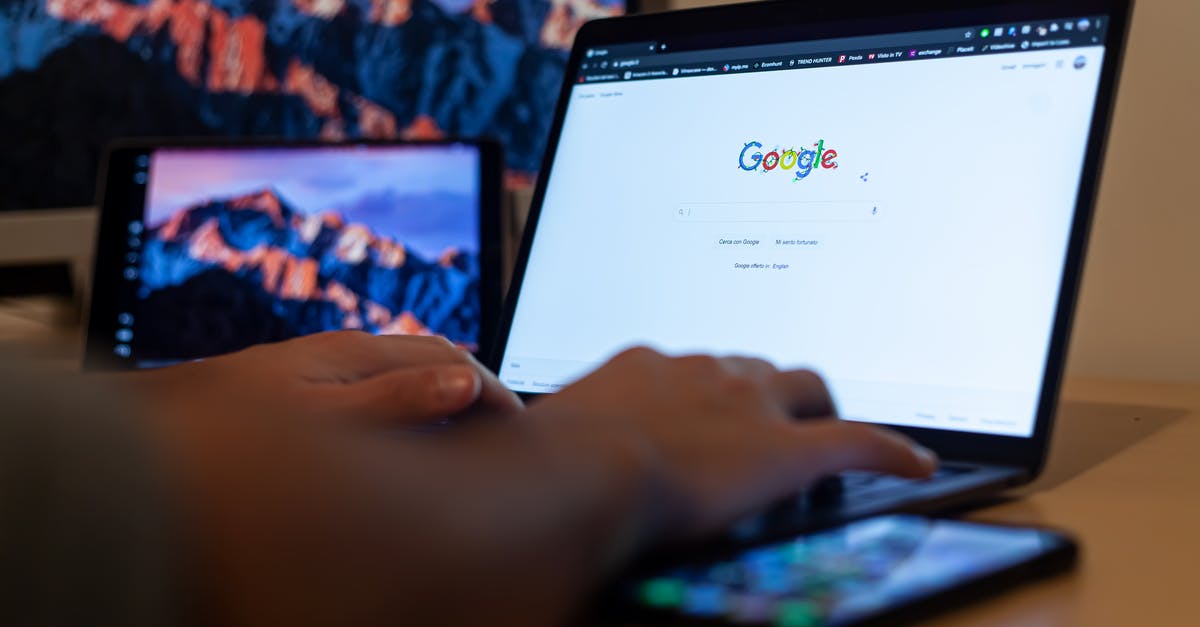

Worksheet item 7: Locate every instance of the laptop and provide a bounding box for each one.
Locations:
[489,0,1131,545]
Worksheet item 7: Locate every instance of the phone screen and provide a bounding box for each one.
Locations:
[627,515,1071,626]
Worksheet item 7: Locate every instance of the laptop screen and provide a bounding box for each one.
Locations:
[500,15,1110,438]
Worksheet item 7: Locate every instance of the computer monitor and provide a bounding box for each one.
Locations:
[0,0,635,212]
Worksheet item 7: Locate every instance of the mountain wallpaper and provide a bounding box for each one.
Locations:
[132,146,481,360]
[138,187,479,359]
[0,0,627,210]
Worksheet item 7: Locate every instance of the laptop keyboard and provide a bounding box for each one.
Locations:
[708,462,1000,552]
[806,463,978,509]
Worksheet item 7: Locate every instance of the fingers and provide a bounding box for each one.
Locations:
[308,331,472,380]
[324,359,523,427]
[768,369,836,418]
[275,332,522,426]
[713,356,776,380]
[325,365,484,426]
[331,334,523,413]
[696,355,834,419]
[781,420,938,479]
[466,353,526,416]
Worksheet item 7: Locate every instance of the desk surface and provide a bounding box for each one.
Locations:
[1,298,1198,626]
[928,378,1200,627]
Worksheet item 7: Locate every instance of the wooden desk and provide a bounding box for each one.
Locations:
[927,378,1200,627]
[1,300,1197,625]
[0,296,82,368]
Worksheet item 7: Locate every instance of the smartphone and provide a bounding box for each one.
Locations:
[612,514,1077,627]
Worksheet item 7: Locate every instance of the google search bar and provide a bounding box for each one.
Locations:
[676,201,880,222]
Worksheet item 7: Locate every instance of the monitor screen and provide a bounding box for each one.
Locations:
[499,15,1111,438]
[102,142,485,367]
[0,0,630,210]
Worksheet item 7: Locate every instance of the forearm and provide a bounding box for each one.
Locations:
[154,397,663,627]
[0,362,185,626]
[365,416,664,627]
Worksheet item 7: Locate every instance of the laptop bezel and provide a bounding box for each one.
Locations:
[489,0,1133,478]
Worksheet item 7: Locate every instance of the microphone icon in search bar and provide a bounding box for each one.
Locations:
[675,201,881,222]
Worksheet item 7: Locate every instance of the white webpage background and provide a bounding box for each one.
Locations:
[502,48,1105,437]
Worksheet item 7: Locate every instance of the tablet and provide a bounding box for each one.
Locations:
[86,139,502,369]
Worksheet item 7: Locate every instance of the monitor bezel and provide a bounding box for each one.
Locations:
[489,0,1133,477]
[85,136,504,369]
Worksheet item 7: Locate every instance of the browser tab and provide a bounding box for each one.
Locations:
[577,15,1107,85]
[585,41,659,59]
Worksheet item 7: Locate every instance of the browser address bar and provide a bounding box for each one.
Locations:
[675,201,880,222]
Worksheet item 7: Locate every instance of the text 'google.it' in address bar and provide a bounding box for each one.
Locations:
[675,201,880,222]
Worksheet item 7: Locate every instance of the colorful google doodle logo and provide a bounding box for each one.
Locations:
[738,140,839,181]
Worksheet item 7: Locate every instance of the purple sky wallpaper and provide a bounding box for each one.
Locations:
[145,144,479,259]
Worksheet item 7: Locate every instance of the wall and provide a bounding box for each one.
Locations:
[661,0,1200,382]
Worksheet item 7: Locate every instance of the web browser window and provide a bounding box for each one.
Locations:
[501,18,1108,438]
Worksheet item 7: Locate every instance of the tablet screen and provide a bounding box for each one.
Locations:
[98,142,486,367]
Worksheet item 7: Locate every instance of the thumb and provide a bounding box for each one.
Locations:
[327,364,483,426]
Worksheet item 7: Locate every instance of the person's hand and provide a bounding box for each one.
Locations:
[525,347,937,543]
[129,331,523,426]
[107,343,934,627]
